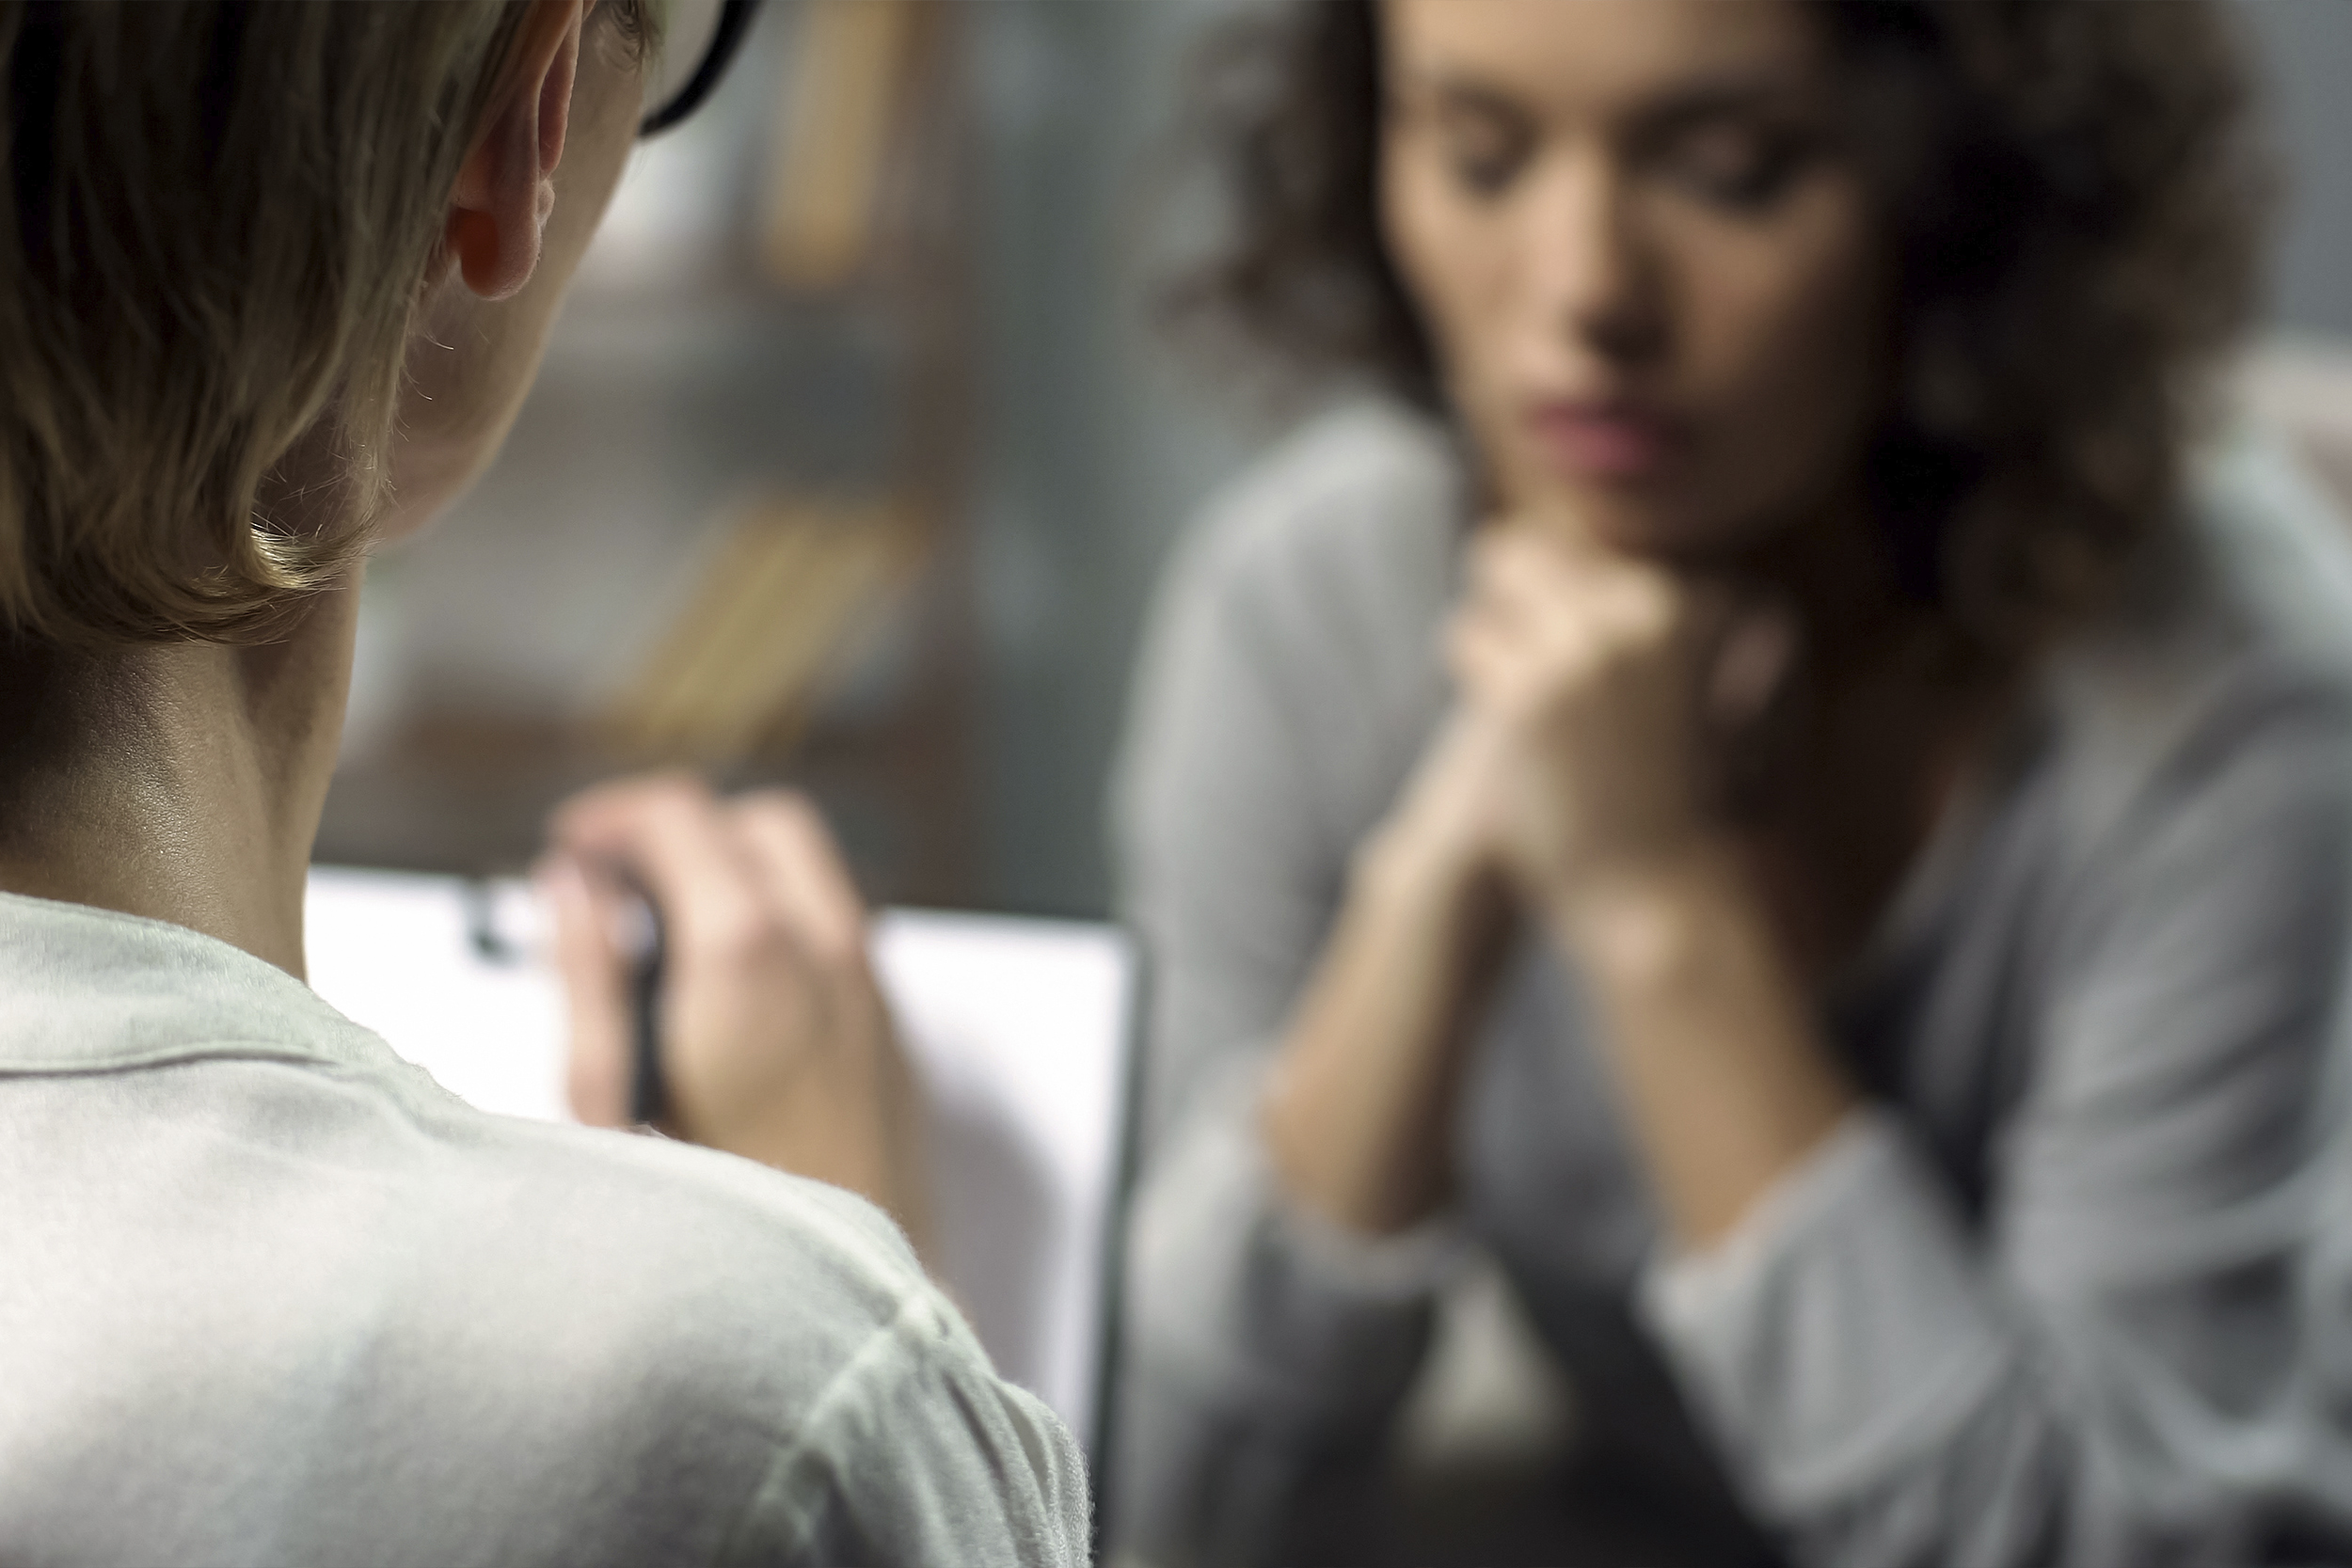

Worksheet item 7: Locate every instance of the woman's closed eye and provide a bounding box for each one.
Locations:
[1391,83,1537,198]
[1440,111,1534,197]
[1652,119,1823,212]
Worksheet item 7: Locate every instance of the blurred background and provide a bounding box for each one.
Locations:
[318,0,2352,922]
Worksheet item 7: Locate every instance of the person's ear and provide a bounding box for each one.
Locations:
[445,0,586,302]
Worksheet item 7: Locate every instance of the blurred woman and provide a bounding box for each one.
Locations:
[0,4,1083,1560]
[1113,2,2352,1562]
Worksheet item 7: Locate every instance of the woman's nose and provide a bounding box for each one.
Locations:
[1518,149,1664,366]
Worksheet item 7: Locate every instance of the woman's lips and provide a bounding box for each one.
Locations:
[1524,400,1687,481]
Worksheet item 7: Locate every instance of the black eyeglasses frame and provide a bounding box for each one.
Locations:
[639,0,763,138]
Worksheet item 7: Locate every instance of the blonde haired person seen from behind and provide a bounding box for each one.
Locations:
[0,4,1086,1563]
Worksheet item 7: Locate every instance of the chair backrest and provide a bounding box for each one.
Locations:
[303,866,1139,1448]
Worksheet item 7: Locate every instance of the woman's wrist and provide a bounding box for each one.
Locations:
[1536,836,1856,1247]
[1354,812,1495,922]
[1262,812,1516,1238]
[1538,833,1757,990]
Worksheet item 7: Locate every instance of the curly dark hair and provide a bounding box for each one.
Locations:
[1177,0,2267,666]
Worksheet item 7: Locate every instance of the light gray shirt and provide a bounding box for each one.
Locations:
[0,893,1090,1566]
[1110,401,2352,1567]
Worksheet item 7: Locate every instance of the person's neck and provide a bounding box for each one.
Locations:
[1740,494,1939,687]
[0,583,358,978]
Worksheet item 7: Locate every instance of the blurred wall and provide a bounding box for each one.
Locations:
[2241,0,2352,338]
[964,0,1265,916]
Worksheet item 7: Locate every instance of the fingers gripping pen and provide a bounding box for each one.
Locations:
[473,868,669,1128]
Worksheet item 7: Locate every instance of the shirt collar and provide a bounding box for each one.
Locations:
[0,890,399,1078]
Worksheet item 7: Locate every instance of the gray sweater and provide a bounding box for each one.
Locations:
[1110,401,2352,1567]
[0,893,1090,1566]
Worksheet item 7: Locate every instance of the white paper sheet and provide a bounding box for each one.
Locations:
[303,866,1136,1442]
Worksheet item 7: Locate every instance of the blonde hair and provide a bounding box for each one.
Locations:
[0,1,533,646]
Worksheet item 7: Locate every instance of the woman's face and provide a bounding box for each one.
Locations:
[1379,0,1886,563]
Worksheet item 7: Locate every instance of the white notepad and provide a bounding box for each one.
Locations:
[303,866,1136,1445]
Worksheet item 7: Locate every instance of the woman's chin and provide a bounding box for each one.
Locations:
[1493,440,1785,566]
[1565,504,1751,570]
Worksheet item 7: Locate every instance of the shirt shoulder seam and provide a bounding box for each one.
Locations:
[719,1289,956,1563]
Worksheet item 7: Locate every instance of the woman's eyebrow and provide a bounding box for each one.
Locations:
[1623,70,1825,135]
[1390,67,1533,122]
[1391,60,1824,136]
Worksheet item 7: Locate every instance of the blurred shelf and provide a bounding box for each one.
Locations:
[318,688,978,908]
[323,0,987,908]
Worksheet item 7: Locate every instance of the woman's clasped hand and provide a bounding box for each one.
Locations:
[1430,520,1797,926]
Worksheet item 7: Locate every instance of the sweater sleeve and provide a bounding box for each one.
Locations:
[1639,690,2352,1568]
[1106,451,1466,1567]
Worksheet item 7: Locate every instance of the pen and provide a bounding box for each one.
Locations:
[477,869,669,1127]
[615,876,669,1128]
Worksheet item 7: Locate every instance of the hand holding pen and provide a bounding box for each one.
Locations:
[536,773,932,1259]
